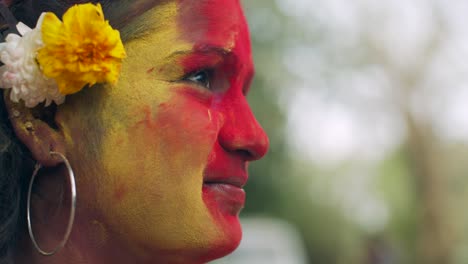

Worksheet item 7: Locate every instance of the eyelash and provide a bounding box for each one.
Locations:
[181,69,214,90]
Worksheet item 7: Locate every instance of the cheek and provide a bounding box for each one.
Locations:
[96,89,225,249]
[107,90,219,204]
[130,93,219,176]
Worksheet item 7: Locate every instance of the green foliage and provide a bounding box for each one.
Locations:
[241,1,466,263]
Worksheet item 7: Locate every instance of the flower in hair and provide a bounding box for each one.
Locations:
[38,3,126,95]
[0,15,64,107]
[0,3,126,107]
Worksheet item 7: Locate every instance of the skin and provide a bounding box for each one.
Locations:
[11,0,268,263]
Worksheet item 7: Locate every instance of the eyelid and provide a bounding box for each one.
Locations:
[182,68,214,79]
[179,52,224,74]
[155,52,223,83]
[180,68,214,90]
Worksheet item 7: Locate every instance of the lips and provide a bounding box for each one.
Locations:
[203,173,248,216]
[202,152,249,189]
[203,175,247,188]
[202,143,250,215]
[202,182,246,216]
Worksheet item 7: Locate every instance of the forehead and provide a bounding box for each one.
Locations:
[177,0,246,44]
[174,0,254,84]
[124,0,251,51]
[119,0,254,79]
[176,0,253,62]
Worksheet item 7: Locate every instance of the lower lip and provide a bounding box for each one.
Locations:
[202,183,246,216]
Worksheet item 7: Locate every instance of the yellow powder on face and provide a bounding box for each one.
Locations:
[83,2,222,256]
[107,1,189,106]
[54,1,252,260]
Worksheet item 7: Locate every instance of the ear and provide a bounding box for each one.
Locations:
[4,92,66,167]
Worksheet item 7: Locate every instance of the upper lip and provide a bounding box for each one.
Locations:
[203,174,247,188]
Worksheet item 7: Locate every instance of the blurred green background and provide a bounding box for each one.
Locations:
[241,0,468,263]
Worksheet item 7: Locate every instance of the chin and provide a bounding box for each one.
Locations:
[199,185,245,262]
[198,218,242,263]
[139,217,242,264]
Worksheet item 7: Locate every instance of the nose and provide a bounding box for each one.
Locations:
[218,95,269,161]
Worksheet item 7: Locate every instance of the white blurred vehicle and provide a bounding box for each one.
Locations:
[211,217,307,264]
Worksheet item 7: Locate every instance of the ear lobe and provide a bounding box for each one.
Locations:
[4,92,66,167]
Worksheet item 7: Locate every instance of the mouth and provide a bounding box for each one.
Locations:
[203,175,247,189]
[202,175,247,215]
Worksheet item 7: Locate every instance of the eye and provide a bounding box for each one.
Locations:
[183,69,212,90]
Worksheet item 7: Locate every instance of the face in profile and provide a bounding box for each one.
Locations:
[56,0,268,262]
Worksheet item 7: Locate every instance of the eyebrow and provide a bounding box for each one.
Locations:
[166,45,255,95]
[165,45,232,60]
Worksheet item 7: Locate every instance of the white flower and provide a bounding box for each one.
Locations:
[0,14,64,108]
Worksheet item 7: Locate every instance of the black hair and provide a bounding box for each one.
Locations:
[0,96,32,264]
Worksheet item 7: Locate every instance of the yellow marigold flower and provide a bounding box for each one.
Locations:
[37,3,126,95]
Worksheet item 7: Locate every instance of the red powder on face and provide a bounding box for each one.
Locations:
[178,0,254,82]
[174,0,269,261]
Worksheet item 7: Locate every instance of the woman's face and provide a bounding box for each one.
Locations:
[56,0,268,262]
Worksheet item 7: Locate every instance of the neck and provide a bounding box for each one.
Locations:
[14,206,204,264]
[14,212,140,264]
[12,168,142,264]
[13,169,205,264]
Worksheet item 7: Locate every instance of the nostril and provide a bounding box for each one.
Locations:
[235,149,253,160]
[217,98,270,161]
[218,123,270,161]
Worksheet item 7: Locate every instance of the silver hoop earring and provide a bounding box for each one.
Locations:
[27,151,76,256]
